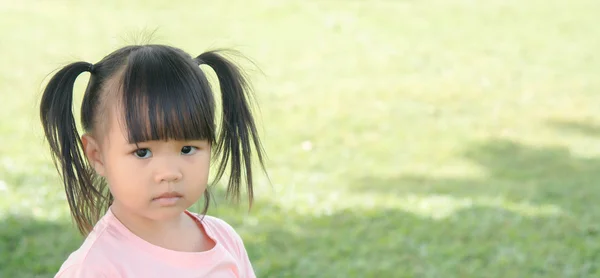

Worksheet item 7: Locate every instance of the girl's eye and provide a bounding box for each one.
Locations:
[134,148,152,159]
[181,146,198,155]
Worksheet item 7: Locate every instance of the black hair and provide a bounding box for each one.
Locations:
[40,44,267,235]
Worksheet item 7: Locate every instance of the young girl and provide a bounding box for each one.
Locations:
[40,44,267,277]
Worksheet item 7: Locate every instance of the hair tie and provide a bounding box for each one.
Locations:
[88,63,95,73]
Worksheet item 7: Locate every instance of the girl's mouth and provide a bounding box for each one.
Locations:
[152,192,183,206]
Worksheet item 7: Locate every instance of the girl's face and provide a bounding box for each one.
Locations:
[85,108,210,221]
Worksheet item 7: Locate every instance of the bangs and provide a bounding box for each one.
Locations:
[118,46,215,144]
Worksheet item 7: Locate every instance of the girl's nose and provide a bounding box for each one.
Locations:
[156,171,183,183]
[154,160,183,183]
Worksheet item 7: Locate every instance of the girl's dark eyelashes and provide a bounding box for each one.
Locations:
[181,146,199,155]
[131,146,201,158]
[133,148,152,159]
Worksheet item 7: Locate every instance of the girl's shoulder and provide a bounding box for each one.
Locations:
[53,214,117,277]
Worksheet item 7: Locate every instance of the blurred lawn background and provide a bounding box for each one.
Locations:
[1,0,599,277]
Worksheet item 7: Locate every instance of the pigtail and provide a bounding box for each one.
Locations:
[195,51,266,208]
[40,62,102,235]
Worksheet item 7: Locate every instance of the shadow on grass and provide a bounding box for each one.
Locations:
[0,214,82,278]
[352,138,599,214]
[546,118,600,137]
[338,136,599,277]
[230,198,597,277]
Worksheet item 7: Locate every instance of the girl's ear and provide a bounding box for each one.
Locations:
[81,134,105,176]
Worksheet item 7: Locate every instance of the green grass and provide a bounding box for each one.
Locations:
[1,0,599,277]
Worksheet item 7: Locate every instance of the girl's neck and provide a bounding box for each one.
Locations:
[109,203,210,252]
[110,203,188,234]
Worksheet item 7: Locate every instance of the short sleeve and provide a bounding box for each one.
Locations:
[207,216,257,278]
[232,232,257,278]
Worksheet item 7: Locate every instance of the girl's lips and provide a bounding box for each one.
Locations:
[152,192,183,206]
[153,196,181,206]
[153,191,183,200]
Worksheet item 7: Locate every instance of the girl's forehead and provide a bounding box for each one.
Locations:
[98,107,132,147]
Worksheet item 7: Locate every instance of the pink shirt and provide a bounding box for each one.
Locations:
[54,209,256,278]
